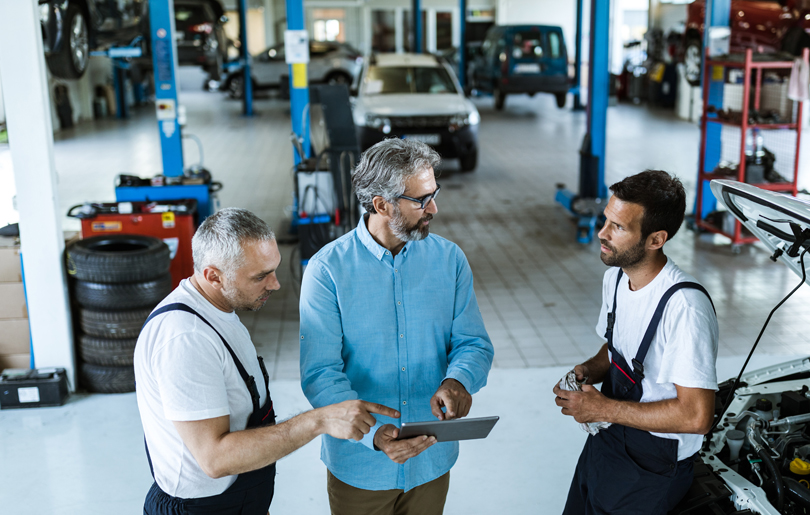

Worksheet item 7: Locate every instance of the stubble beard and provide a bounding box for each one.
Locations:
[389,206,433,242]
[600,237,647,269]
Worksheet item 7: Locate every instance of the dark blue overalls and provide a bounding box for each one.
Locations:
[563,271,714,515]
[141,303,277,515]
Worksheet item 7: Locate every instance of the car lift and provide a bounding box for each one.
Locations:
[113,0,217,219]
[555,0,609,244]
[90,37,146,119]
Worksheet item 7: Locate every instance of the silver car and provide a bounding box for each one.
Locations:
[224,41,363,99]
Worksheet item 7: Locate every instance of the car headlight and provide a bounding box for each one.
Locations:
[449,111,480,131]
[39,4,50,23]
[365,114,392,134]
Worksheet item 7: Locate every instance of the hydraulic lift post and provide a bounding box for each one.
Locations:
[285,0,311,164]
[555,0,609,244]
[696,0,731,220]
[458,0,467,91]
[571,0,584,111]
[412,0,422,53]
[238,0,253,116]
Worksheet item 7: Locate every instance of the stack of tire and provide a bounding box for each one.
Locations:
[67,235,172,393]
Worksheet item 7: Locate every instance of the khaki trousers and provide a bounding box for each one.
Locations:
[327,470,450,515]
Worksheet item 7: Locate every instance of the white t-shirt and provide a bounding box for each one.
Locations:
[594,258,719,461]
[134,279,269,498]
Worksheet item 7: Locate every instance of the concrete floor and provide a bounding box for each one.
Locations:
[0,67,809,512]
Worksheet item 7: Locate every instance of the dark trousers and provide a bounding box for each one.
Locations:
[563,424,694,515]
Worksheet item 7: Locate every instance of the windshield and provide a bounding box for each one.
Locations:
[363,66,457,95]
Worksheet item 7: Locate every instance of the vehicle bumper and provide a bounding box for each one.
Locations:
[499,75,569,94]
[357,125,478,159]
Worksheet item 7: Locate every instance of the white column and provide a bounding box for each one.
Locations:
[362,6,372,55]
[427,9,437,53]
[0,0,75,386]
[451,7,460,49]
[395,8,404,53]
[264,0,277,47]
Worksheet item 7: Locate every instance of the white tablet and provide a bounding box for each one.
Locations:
[396,416,499,442]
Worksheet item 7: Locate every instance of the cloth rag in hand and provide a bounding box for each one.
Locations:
[558,370,612,436]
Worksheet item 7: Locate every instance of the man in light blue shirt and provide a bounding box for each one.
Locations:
[300,139,494,515]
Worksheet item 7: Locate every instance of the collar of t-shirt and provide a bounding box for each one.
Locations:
[621,256,673,298]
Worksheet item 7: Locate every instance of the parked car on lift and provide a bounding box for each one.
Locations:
[469,24,570,110]
[223,41,363,99]
[174,0,230,79]
[683,0,810,85]
[353,53,480,172]
[39,0,150,80]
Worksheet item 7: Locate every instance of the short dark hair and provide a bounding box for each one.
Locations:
[609,170,686,241]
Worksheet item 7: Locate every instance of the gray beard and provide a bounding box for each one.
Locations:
[389,207,431,242]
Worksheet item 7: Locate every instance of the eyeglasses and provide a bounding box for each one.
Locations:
[397,184,441,210]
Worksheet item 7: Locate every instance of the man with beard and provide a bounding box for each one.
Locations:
[299,139,494,515]
[553,170,719,515]
[135,208,399,515]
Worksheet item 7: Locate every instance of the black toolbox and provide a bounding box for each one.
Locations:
[0,368,69,409]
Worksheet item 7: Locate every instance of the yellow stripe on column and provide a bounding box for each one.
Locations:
[292,63,308,88]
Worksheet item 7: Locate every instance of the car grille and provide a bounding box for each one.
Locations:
[389,116,452,128]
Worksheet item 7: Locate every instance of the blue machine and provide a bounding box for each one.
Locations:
[555,0,609,244]
[114,0,217,220]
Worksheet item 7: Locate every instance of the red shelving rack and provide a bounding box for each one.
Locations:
[696,48,808,246]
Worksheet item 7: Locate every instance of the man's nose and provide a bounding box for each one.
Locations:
[426,198,438,215]
[267,274,280,291]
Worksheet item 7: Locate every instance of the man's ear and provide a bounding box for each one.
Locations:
[646,230,668,251]
[371,196,392,219]
[202,266,225,290]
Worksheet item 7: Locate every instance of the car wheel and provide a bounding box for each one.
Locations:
[684,38,702,87]
[326,72,351,86]
[460,150,478,173]
[228,74,244,99]
[555,93,567,108]
[494,88,506,110]
[46,5,89,80]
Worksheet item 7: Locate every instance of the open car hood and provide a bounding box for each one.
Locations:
[711,180,810,287]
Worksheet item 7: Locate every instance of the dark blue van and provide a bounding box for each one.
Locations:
[470,25,570,110]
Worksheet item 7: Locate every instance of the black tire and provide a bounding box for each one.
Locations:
[74,274,173,310]
[80,362,135,393]
[46,5,89,80]
[460,151,478,173]
[78,335,137,366]
[67,235,170,283]
[326,72,351,86]
[684,38,702,86]
[80,308,151,339]
[555,92,567,108]
[494,87,506,110]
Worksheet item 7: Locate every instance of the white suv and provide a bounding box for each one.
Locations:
[352,53,480,172]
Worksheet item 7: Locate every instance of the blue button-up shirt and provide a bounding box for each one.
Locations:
[299,216,494,491]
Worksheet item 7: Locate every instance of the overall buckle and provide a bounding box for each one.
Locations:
[631,359,645,379]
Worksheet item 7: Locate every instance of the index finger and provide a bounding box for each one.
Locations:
[361,402,400,419]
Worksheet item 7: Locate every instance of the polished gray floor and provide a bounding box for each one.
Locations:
[1,67,809,513]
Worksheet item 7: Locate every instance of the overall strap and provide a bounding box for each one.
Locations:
[604,269,624,351]
[632,282,715,379]
[144,303,261,412]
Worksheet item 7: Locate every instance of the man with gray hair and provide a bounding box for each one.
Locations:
[300,139,494,515]
[135,208,399,515]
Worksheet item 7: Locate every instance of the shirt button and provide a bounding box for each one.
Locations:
[397,301,401,305]
[300,336,304,339]
[403,401,407,405]
[400,334,404,338]
[402,367,406,371]
[394,269,398,273]
[385,251,390,255]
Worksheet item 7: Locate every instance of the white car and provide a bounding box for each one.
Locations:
[352,53,480,172]
[224,41,363,99]
[671,180,810,515]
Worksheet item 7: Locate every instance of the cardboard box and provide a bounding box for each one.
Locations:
[0,354,31,372]
[0,283,26,319]
[0,238,21,283]
[0,319,30,355]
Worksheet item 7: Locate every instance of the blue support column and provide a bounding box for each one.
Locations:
[238,0,253,116]
[149,0,184,177]
[458,0,466,90]
[582,0,609,200]
[572,0,584,111]
[413,0,422,53]
[286,0,310,164]
[697,0,730,219]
